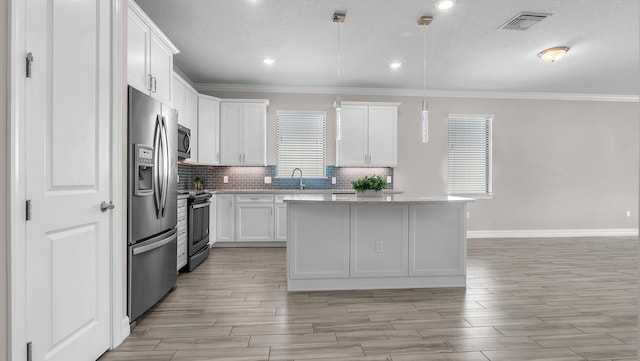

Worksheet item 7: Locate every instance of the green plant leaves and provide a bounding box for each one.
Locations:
[351,175,388,192]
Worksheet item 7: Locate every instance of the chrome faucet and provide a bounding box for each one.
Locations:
[291,168,306,190]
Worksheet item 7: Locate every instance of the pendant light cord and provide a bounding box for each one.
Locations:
[423,22,427,97]
[337,21,341,86]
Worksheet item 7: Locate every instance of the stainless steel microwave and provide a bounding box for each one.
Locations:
[177,124,191,160]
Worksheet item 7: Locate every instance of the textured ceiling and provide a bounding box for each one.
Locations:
[135,0,640,96]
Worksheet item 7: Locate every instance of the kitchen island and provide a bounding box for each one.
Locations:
[285,194,473,291]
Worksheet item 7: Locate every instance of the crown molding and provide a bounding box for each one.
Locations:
[194,83,639,103]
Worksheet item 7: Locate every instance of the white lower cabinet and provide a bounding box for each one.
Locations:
[275,203,288,242]
[236,205,274,241]
[216,194,235,242]
[176,197,188,270]
[236,194,274,242]
[209,194,216,246]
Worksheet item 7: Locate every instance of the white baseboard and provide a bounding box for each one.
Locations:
[213,241,286,248]
[467,228,638,239]
[115,316,131,346]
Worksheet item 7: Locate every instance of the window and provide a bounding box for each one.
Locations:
[277,111,326,178]
[447,114,493,197]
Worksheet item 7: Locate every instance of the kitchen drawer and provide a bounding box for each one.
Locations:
[274,194,295,203]
[177,212,187,224]
[177,227,187,242]
[177,238,187,270]
[236,194,274,203]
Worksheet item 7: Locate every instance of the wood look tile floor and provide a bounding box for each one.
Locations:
[101,237,638,361]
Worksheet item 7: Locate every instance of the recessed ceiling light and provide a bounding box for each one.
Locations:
[263,58,275,65]
[435,0,456,10]
[537,47,569,62]
[389,62,402,69]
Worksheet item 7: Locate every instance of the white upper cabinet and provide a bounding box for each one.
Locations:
[173,73,199,163]
[336,102,399,167]
[220,100,269,166]
[198,95,221,165]
[127,0,178,105]
[173,76,186,125]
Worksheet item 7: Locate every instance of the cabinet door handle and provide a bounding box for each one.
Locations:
[147,74,153,91]
[152,76,157,93]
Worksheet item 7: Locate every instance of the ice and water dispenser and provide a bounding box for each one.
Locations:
[135,144,154,196]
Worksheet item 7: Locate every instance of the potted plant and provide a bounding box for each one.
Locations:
[194,177,204,191]
[351,175,388,197]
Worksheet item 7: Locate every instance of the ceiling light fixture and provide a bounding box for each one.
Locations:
[389,62,402,69]
[537,46,570,62]
[435,0,455,10]
[333,12,346,141]
[418,15,432,143]
[263,58,275,65]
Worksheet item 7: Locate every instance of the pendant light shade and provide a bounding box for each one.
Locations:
[421,100,429,143]
[418,16,432,143]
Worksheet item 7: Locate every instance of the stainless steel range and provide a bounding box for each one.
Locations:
[184,192,212,272]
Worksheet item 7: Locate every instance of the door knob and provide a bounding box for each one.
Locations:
[100,201,115,212]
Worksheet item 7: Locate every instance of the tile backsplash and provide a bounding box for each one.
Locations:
[178,164,394,191]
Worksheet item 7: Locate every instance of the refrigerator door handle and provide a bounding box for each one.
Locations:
[153,115,163,218]
[132,229,177,255]
[160,116,169,217]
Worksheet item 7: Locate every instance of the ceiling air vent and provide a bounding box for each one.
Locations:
[499,12,552,31]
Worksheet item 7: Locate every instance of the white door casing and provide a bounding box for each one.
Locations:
[19,0,113,360]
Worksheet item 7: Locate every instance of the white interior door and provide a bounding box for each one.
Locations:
[25,0,112,360]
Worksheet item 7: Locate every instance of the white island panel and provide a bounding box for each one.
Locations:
[350,204,408,277]
[285,195,472,291]
[409,203,466,277]
[288,203,350,279]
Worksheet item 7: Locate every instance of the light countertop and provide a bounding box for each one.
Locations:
[283,194,474,204]
[178,189,405,195]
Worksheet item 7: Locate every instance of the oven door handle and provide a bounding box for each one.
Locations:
[191,202,210,210]
[133,229,177,255]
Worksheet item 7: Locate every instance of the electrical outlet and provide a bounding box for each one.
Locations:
[264,176,272,184]
[375,241,383,253]
[386,176,392,184]
[626,210,631,218]
[331,177,336,184]
[466,211,471,219]
[223,175,229,184]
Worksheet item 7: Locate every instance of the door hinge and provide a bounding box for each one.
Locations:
[26,342,32,361]
[26,52,34,78]
[26,200,31,221]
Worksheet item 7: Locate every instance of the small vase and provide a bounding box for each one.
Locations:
[357,189,384,197]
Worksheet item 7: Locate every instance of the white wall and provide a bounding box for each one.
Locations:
[1,0,8,359]
[204,90,639,231]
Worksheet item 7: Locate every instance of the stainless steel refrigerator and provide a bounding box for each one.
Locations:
[127,86,178,323]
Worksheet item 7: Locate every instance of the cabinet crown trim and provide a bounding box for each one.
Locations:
[198,93,222,102]
[341,101,401,106]
[128,0,180,54]
[221,99,270,107]
[174,72,198,95]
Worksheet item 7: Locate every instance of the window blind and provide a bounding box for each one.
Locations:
[277,111,326,178]
[447,115,493,195]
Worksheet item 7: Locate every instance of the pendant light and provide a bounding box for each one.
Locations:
[333,12,345,140]
[418,16,432,143]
